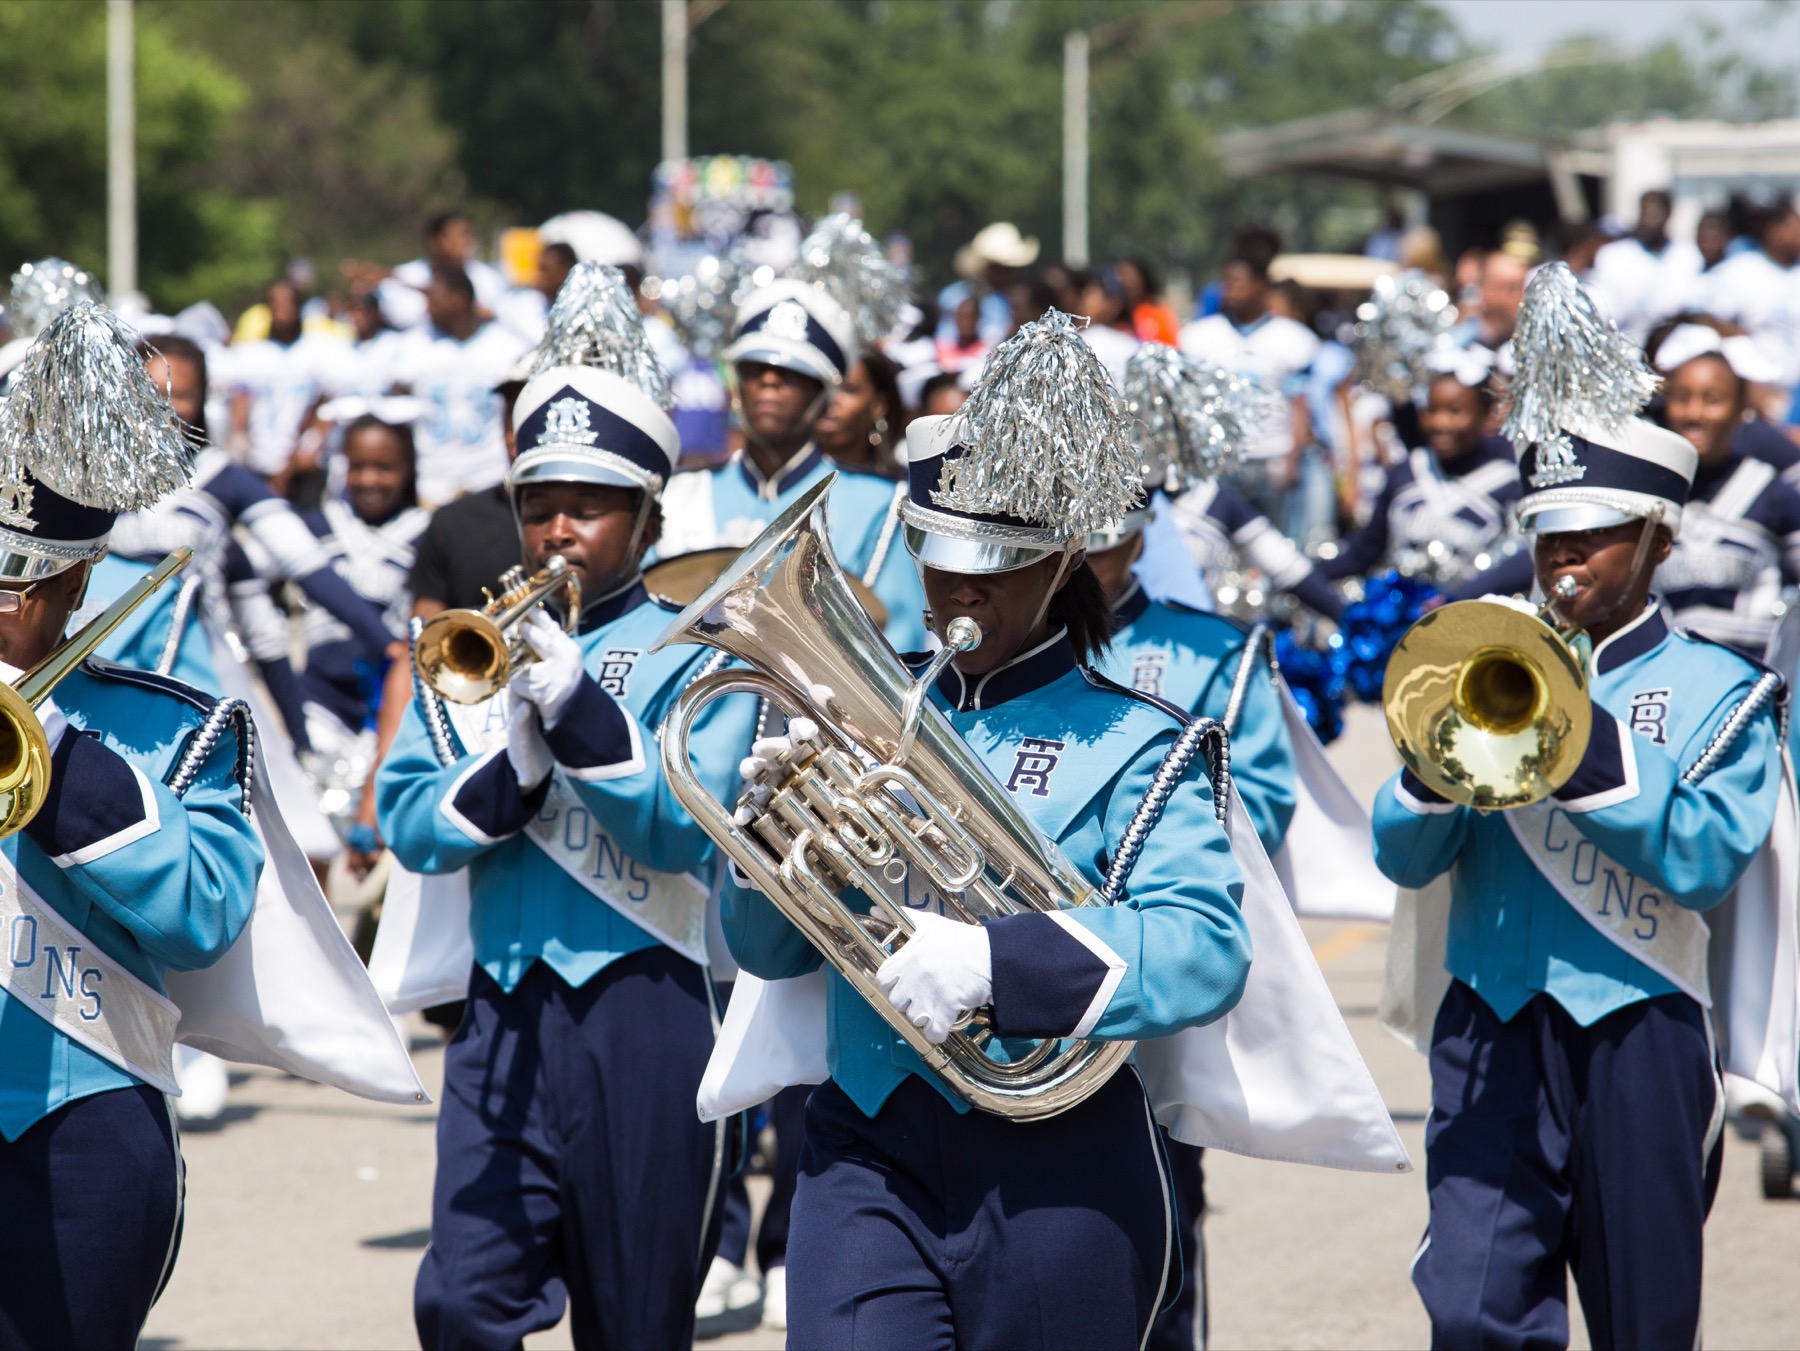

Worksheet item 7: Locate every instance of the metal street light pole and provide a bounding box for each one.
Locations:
[662,0,688,164]
[1063,29,1090,268]
[107,0,136,302]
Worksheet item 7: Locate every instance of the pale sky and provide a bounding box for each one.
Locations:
[1436,0,1800,62]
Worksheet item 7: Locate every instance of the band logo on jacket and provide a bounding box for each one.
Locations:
[1005,737,1067,797]
[597,648,641,697]
[1130,653,1167,699]
[1628,688,1671,746]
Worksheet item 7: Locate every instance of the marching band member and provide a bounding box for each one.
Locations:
[0,303,263,1349]
[1165,466,1346,622]
[656,246,928,652]
[376,272,756,1351]
[1375,266,1788,1350]
[723,313,1252,1350]
[1316,347,1520,588]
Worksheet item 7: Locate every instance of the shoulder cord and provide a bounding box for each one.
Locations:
[1682,671,1787,786]
[1221,620,1276,737]
[154,574,206,677]
[656,648,735,746]
[1098,715,1231,906]
[409,615,461,768]
[166,696,256,816]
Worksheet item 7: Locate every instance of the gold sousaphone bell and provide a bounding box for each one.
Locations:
[1382,578,1589,810]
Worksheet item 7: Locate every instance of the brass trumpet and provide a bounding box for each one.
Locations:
[415,556,582,705]
[1381,578,1589,809]
[0,548,193,836]
[652,477,1133,1121]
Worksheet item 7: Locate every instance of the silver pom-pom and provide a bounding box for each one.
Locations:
[788,214,905,350]
[0,301,193,509]
[1121,345,1283,488]
[647,252,771,362]
[1351,269,1460,402]
[7,258,101,342]
[938,310,1140,535]
[1503,261,1658,477]
[527,262,672,408]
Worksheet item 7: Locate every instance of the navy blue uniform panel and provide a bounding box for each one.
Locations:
[416,954,722,1351]
[786,1073,1174,1351]
[1415,981,1721,1351]
[1147,1136,1206,1351]
[0,1085,181,1351]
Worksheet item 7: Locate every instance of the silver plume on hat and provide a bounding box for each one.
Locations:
[1121,344,1280,489]
[0,301,193,509]
[1503,261,1658,473]
[788,214,904,350]
[1350,269,1460,402]
[936,310,1140,536]
[527,262,673,408]
[8,258,101,341]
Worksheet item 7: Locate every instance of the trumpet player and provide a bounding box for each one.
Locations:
[376,358,757,1351]
[1375,266,1790,1351]
[722,313,1252,1350]
[0,304,263,1349]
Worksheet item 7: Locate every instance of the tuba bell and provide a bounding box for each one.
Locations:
[651,475,1133,1120]
[1381,578,1589,809]
[414,556,582,705]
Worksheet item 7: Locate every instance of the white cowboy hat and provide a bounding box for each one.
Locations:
[954,222,1040,277]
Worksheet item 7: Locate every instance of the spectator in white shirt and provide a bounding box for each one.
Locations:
[223,277,326,483]
[1699,196,1800,388]
[376,210,509,331]
[389,264,528,505]
[1590,190,1703,345]
[1178,227,1318,521]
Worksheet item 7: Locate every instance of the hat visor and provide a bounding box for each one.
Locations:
[1085,510,1150,554]
[724,336,837,387]
[1520,503,1638,534]
[507,449,660,498]
[904,521,1061,575]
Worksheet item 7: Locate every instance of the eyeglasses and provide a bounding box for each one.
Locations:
[0,578,50,615]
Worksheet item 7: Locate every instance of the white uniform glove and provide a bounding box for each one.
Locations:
[505,703,553,791]
[737,717,822,792]
[508,611,587,729]
[875,909,993,1046]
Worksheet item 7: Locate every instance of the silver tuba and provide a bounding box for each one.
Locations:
[651,476,1133,1120]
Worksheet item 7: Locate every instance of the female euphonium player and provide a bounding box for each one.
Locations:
[723,312,1252,1350]
[1375,265,1789,1350]
[0,303,262,1349]
[376,271,757,1351]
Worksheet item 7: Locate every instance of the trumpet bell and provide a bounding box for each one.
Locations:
[0,682,51,833]
[1382,599,1591,810]
[416,610,510,705]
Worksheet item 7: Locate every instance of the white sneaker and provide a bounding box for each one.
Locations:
[761,1264,787,1330]
[173,1046,229,1124]
[695,1256,762,1320]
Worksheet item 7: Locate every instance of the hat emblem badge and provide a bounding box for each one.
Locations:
[0,479,36,531]
[1527,439,1587,489]
[765,300,812,342]
[543,396,599,447]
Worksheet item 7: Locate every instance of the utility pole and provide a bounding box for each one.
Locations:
[107,0,136,302]
[1063,30,1090,268]
[661,0,687,164]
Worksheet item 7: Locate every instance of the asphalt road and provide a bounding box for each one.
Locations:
[140,707,1800,1350]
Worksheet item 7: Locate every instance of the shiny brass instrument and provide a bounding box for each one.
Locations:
[415,556,581,705]
[652,476,1132,1120]
[0,548,193,836]
[645,546,890,628]
[1382,578,1589,809]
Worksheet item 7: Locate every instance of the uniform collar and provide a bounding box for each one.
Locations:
[1112,581,1151,628]
[736,444,823,501]
[933,629,1076,712]
[1591,602,1669,676]
[562,577,648,636]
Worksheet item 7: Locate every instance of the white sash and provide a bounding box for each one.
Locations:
[0,851,182,1096]
[1506,800,1712,1003]
[697,787,1412,1175]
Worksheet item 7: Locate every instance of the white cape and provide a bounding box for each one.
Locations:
[1271,683,1395,923]
[698,787,1411,1175]
[368,866,476,1015]
[1379,756,1800,1116]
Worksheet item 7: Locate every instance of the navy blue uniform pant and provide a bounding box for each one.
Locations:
[0,1084,182,1351]
[787,1070,1175,1351]
[1416,981,1722,1351]
[1147,1137,1206,1351]
[416,952,725,1351]
[717,1082,807,1272]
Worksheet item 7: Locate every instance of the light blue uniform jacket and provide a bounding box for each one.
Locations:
[1098,585,1296,857]
[722,631,1252,1118]
[657,448,928,653]
[1372,605,1782,1025]
[377,582,756,993]
[0,661,262,1139]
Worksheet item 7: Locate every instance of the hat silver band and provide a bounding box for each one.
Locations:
[506,445,666,500]
[0,523,108,582]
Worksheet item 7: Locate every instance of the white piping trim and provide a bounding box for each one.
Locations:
[1554,717,1640,814]
[1046,910,1127,1039]
[1393,777,1459,816]
[1134,1066,1175,1351]
[51,764,161,867]
[968,628,1070,711]
[438,747,512,846]
[1588,601,1663,674]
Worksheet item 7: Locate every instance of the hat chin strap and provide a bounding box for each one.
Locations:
[1624,508,1664,597]
[1024,549,1080,641]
